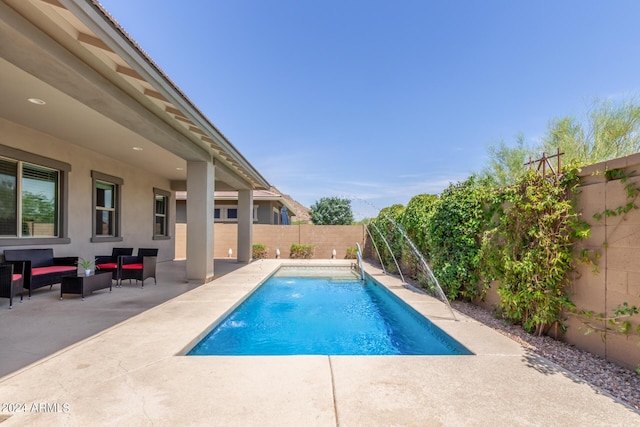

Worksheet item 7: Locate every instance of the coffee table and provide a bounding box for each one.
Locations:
[60,271,112,300]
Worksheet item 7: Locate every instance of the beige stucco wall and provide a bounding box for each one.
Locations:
[175,223,366,260]
[0,118,176,262]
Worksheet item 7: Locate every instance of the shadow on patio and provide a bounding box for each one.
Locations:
[0,259,245,378]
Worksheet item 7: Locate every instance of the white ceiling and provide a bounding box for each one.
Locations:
[0,57,189,181]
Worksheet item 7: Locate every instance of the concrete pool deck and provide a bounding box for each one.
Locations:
[0,259,638,426]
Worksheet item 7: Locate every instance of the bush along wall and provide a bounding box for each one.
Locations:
[369,167,588,339]
[479,167,588,336]
[290,244,314,259]
[368,204,406,274]
[252,243,267,259]
[426,176,491,301]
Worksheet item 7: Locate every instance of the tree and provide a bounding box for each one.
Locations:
[541,98,640,166]
[481,134,532,187]
[309,197,354,225]
[480,98,640,188]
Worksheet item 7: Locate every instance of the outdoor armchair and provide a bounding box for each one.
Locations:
[95,247,133,281]
[118,248,158,287]
[0,263,24,308]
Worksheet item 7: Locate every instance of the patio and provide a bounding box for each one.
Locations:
[0,259,244,378]
[0,259,638,426]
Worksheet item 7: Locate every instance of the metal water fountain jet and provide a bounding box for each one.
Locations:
[348,196,458,321]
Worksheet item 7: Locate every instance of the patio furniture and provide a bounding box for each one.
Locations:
[60,271,113,300]
[95,247,133,280]
[0,263,24,308]
[3,249,78,298]
[118,248,158,287]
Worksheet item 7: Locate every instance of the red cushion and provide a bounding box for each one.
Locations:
[32,266,76,275]
[12,274,22,282]
[97,263,117,269]
[122,263,143,270]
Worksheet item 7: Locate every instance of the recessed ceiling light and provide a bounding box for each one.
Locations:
[176,167,184,171]
[27,98,46,105]
[132,147,143,151]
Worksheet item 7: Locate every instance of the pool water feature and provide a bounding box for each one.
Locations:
[187,266,472,356]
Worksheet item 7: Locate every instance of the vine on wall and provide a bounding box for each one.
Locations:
[570,168,640,366]
[479,167,588,336]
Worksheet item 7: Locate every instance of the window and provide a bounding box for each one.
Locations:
[153,188,170,239]
[213,205,258,222]
[92,171,122,242]
[0,145,69,244]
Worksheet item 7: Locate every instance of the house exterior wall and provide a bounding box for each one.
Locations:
[0,118,176,262]
[256,201,275,224]
[176,200,280,225]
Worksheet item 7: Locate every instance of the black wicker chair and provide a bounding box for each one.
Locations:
[118,248,158,287]
[95,247,133,281]
[0,263,24,308]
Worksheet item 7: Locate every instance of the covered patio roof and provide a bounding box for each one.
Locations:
[0,0,268,191]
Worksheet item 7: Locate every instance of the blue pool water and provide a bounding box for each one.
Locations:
[188,268,472,356]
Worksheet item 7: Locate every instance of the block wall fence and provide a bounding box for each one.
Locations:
[175,224,367,261]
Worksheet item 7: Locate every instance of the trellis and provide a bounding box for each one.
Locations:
[525,148,564,182]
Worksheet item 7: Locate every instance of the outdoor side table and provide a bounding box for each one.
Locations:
[60,271,112,300]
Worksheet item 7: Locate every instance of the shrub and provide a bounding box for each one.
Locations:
[345,246,357,259]
[427,176,491,301]
[290,244,314,259]
[369,204,405,274]
[479,168,585,335]
[252,243,267,259]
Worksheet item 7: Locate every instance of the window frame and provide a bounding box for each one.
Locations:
[153,188,171,240]
[0,145,70,245]
[214,204,258,222]
[91,170,123,242]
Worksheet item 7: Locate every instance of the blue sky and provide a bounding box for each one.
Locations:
[99,0,640,219]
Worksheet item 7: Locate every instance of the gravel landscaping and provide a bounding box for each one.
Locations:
[451,301,640,412]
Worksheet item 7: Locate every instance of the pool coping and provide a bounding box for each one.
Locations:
[0,259,638,426]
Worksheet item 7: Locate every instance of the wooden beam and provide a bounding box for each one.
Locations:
[77,32,114,53]
[143,88,168,102]
[188,126,206,136]
[174,115,195,125]
[115,65,145,81]
[41,0,65,8]
[165,106,188,118]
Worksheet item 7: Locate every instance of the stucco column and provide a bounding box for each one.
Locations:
[237,189,253,263]
[186,160,215,281]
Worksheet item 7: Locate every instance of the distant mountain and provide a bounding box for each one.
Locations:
[271,186,311,223]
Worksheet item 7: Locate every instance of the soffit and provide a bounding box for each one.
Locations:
[1,0,269,189]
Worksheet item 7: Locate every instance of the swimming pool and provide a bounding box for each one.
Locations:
[187,266,472,356]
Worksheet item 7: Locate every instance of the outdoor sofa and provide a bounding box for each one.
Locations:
[3,249,77,298]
